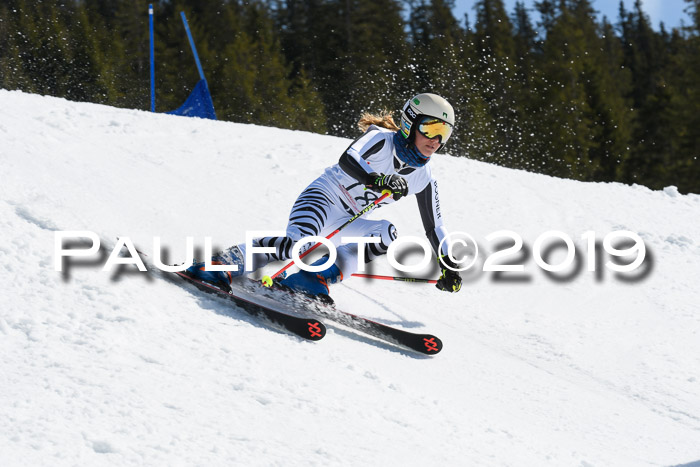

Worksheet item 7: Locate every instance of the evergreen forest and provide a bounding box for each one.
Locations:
[1,0,699,194]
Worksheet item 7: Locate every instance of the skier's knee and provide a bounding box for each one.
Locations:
[364,220,396,261]
[378,220,398,248]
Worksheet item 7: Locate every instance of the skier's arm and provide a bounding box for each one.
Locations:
[415,179,449,256]
[416,180,462,293]
[338,131,387,186]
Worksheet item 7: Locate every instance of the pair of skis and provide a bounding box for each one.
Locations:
[173,271,443,355]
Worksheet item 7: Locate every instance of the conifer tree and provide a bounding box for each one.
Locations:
[534,0,557,35]
[0,2,27,90]
[108,0,151,109]
[512,1,538,83]
[666,0,700,193]
[406,0,490,159]
[470,0,522,166]
[288,67,328,133]
[273,0,407,134]
[5,0,73,96]
[596,17,633,181]
[329,0,409,135]
[509,2,545,170]
[407,0,463,90]
[618,0,675,188]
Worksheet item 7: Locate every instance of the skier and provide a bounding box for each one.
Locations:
[187,92,463,297]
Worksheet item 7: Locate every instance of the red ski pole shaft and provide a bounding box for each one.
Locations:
[262,191,392,287]
[351,273,438,284]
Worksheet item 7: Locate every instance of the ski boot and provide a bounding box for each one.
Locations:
[278,256,342,305]
[185,245,246,292]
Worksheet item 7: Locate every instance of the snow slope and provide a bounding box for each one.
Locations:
[1,89,699,466]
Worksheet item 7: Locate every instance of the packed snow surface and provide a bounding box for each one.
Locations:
[1,90,699,466]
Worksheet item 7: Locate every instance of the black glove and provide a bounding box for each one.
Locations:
[368,173,409,201]
[436,255,462,293]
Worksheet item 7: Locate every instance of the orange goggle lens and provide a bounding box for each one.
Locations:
[417,118,453,143]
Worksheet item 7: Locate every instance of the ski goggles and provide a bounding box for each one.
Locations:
[416,117,453,143]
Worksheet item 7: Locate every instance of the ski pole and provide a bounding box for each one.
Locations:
[351,273,438,284]
[262,190,392,287]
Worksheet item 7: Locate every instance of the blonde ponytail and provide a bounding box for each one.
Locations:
[357,110,400,133]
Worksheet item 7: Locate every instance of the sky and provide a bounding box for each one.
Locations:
[453,0,693,30]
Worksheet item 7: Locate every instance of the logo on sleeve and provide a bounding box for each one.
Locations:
[433,180,441,219]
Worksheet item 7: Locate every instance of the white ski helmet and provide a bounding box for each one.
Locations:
[399,93,455,149]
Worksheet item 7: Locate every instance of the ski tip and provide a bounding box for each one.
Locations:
[305,320,326,340]
[421,335,442,355]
